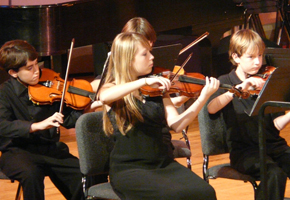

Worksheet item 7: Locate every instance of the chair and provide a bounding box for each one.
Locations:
[197,102,258,199]
[75,111,192,199]
[171,128,192,169]
[75,111,119,200]
[0,169,22,200]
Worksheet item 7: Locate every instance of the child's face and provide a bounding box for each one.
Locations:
[234,48,263,75]
[12,59,40,86]
[132,43,154,77]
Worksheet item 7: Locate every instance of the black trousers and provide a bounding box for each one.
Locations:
[0,142,84,200]
[232,148,290,200]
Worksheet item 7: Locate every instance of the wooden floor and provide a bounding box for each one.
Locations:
[1,116,290,200]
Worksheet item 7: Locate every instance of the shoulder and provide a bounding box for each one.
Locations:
[218,69,237,84]
[0,78,13,94]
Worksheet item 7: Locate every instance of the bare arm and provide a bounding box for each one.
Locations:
[99,77,171,106]
[208,77,265,114]
[91,79,101,92]
[207,91,234,114]
[273,111,290,131]
[164,77,219,132]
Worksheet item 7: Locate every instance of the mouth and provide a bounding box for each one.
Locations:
[32,76,39,81]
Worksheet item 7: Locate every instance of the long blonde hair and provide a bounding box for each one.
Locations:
[103,32,151,136]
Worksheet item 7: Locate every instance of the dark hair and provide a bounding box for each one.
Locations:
[121,17,157,44]
[0,40,38,72]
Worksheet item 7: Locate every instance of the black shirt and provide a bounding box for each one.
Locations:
[212,69,289,165]
[0,77,82,151]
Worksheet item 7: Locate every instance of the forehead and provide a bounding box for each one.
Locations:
[20,59,37,69]
[135,43,147,53]
[244,45,261,56]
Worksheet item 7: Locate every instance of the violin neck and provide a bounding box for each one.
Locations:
[67,85,96,102]
[178,75,233,90]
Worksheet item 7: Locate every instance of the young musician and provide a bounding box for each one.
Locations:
[91,17,156,92]
[90,17,188,109]
[0,40,85,200]
[99,32,219,199]
[207,29,290,200]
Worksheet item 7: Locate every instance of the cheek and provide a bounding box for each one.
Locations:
[18,71,37,84]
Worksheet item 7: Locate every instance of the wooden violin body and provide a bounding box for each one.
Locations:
[140,66,250,99]
[247,66,276,96]
[140,68,204,98]
[28,68,95,110]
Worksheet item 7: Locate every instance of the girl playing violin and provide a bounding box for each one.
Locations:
[99,32,219,200]
[90,17,189,109]
[207,29,290,200]
[0,40,85,200]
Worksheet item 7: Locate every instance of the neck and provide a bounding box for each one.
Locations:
[17,77,28,87]
[235,66,248,81]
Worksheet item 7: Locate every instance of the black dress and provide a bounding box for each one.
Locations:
[108,96,216,200]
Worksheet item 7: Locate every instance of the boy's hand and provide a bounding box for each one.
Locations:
[236,77,265,91]
[30,112,64,132]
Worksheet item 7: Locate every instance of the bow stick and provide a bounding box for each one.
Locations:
[170,53,193,82]
[179,32,209,55]
[59,38,75,114]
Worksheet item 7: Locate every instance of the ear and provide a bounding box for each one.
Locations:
[232,53,240,64]
[8,69,18,78]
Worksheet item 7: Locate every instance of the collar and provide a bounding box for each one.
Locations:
[229,69,243,85]
[10,77,28,97]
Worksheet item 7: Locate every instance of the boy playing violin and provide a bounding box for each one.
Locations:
[207,29,290,200]
[0,40,84,200]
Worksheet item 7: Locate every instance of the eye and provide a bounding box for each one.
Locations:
[27,66,33,70]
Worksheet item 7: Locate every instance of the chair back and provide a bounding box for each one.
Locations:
[75,111,115,176]
[198,101,228,156]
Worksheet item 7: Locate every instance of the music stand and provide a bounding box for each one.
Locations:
[245,66,290,116]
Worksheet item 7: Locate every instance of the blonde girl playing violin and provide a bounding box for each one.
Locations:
[99,32,219,200]
[207,29,290,200]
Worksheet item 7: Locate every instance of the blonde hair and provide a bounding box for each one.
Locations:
[229,29,265,66]
[122,17,156,44]
[103,32,151,136]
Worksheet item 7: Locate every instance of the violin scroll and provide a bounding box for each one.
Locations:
[228,86,250,99]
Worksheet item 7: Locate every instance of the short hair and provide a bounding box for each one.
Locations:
[0,40,38,72]
[229,29,265,66]
[122,17,157,44]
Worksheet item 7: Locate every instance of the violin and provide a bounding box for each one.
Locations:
[247,65,276,96]
[28,68,96,110]
[140,66,250,99]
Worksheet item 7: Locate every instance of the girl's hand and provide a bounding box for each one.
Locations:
[143,77,171,91]
[199,77,220,101]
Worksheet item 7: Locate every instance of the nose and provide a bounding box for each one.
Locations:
[33,64,40,74]
[150,52,154,60]
[254,56,261,64]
